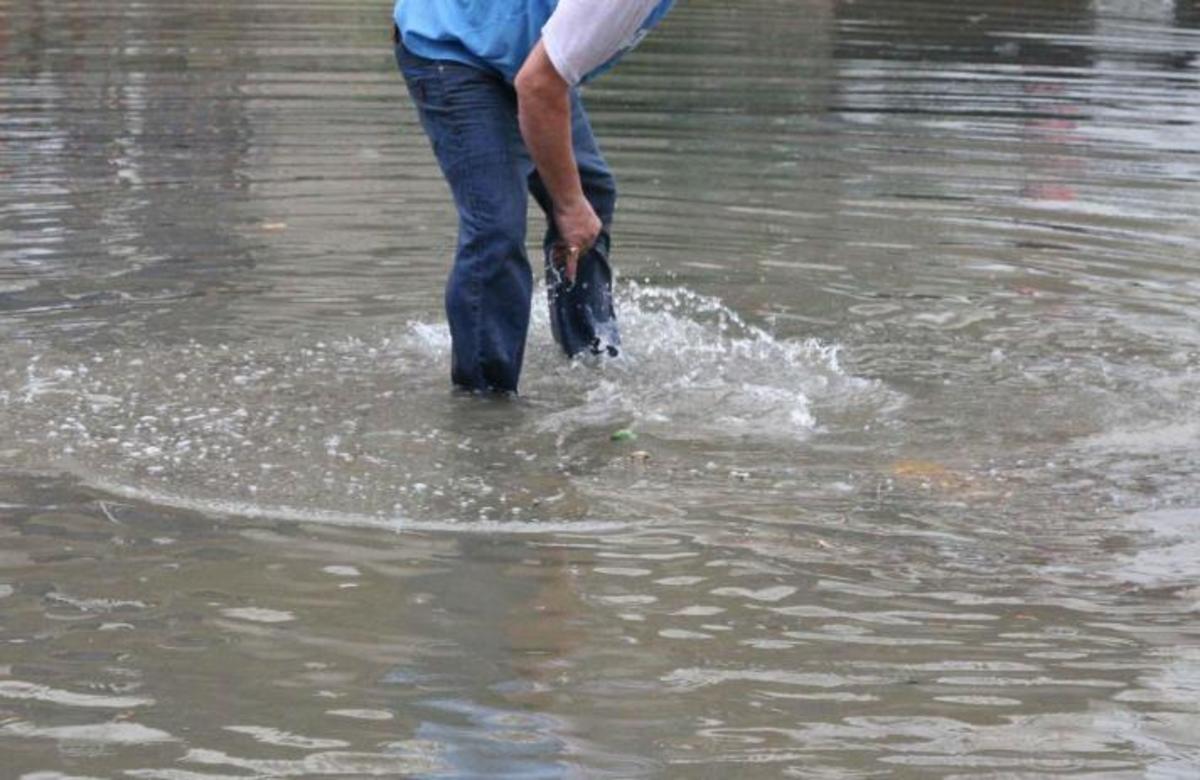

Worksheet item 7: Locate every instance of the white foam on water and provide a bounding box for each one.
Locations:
[402,320,452,358]
[219,608,295,624]
[320,565,361,577]
[710,585,797,603]
[0,720,177,744]
[224,725,350,750]
[125,771,272,780]
[325,709,394,721]
[662,667,892,691]
[176,745,442,776]
[0,680,153,708]
[933,696,1023,707]
[82,476,631,536]
[44,592,147,613]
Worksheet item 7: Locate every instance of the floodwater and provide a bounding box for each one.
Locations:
[2,0,1199,776]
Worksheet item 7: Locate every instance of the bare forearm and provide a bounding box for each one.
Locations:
[515,42,586,213]
[515,42,601,280]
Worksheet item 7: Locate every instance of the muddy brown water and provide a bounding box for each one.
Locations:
[2,0,1199,776]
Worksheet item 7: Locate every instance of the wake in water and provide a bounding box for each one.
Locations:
[0,284,888,530]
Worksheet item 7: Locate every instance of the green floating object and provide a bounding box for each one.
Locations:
[611,428,637,442]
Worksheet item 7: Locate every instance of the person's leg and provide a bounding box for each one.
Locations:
[528,90,621,358]
[396,44,533,392]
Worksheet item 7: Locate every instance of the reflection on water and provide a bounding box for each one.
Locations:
[2,0,1200,776]
[0,0,257,348]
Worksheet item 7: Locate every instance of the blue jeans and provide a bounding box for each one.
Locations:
[395,43,620,393]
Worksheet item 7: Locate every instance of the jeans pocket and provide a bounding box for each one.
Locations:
[396,46,440,103]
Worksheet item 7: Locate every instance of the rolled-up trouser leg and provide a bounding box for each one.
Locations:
[528,90,620,358]
[396,44,533,392]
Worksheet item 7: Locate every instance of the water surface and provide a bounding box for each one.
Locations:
[2,0,1200,776]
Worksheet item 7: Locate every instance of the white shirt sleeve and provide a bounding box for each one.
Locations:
[541,0,662,86]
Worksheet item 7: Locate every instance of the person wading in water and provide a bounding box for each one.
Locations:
[393,0,675,393]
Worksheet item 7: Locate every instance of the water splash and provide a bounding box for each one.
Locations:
[0,285,874,529]
[529,283,863,442]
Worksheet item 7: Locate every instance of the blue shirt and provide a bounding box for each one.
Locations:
[394,0,673,84]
